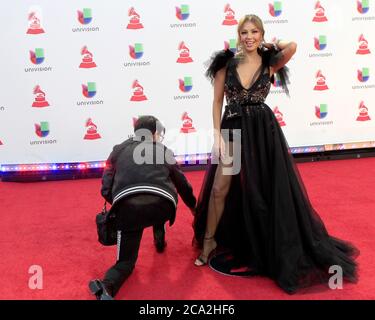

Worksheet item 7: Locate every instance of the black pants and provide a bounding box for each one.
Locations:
[102,194,175,297]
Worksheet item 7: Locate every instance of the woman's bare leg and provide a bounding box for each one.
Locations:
[195,142,234,265]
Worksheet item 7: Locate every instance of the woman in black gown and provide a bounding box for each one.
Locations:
[193,14,358,294]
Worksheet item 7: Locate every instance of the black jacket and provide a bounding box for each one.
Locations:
[101,137,196,225]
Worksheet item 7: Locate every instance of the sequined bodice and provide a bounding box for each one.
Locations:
[224,59,271,105]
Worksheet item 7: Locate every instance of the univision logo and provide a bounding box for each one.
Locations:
[78,8,92,25]
[174,76,199,100]
[176,5,190,20]
[315,104,328,119]
[179,77,193,92]
[310,35,332,57]
[124,43,151,67]
[30,48,44,64]
[310,104,333,127]
[35,121,49,137]
[269,73,287,95]
[314,35,327,50]
[129,43,143,59]
[77,82,104,106]
[358,67,370,82]
[269,73,286,95]
[264,1,288,24]
[73,8,99,32]
[82,82,96,98]
[357,0,370,14]
[171,4,196,28]
[353,0,375,21]
[352,67,375,89]
[25,48,52,72]
[31,121,57,145]
[269,1,283,17]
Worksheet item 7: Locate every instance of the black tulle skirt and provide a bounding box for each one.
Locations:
[193,103,359,294]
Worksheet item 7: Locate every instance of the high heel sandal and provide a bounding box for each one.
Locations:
[194,236,217,266]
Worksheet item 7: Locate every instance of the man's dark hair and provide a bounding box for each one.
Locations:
[134,115,165,137]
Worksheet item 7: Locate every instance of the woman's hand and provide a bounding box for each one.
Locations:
[262,42,275,50]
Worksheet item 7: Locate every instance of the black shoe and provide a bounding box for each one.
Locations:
[153,226,166,253]
[88,279,114,300]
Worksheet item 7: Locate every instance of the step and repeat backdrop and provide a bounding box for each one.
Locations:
[0,0,375,165]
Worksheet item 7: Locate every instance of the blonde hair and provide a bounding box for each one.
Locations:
[236,14,265,54]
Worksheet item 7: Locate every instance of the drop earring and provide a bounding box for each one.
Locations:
[239,42,244,53]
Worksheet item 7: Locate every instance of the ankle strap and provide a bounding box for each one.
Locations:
[204,236,215,240]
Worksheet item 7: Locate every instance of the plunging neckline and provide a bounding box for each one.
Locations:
[235,63,264,91]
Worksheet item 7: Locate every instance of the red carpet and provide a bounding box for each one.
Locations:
[0,157,374,300]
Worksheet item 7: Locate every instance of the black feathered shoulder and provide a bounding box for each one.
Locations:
[205,49,235,83]
[261,47,290,96]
